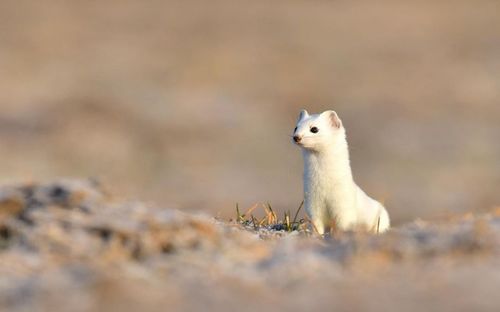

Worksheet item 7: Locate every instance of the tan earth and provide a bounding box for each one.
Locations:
[1,179,499,312]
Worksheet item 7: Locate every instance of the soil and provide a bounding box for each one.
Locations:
[1,179,499,312]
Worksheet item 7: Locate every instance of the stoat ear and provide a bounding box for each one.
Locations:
[322,110,342,129]
[297,109,309,122]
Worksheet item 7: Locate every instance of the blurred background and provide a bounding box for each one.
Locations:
[0,0,498,224]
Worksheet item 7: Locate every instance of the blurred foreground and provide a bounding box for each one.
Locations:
[1,179,500,312]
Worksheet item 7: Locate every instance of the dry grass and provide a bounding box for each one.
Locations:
[232,202,385,236]
[233,201,309,234]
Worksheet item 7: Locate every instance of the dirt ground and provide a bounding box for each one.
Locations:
[1,179,500,312]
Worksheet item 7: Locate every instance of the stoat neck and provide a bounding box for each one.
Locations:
[302,136,354,185]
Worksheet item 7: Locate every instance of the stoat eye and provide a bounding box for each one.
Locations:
[310,127,319,133]
[294,127,298,133]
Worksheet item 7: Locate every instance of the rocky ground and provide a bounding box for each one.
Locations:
[1,179,499,312]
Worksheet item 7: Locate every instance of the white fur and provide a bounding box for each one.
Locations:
[293,110,390,234]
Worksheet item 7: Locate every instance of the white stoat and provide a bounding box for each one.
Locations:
[292,109,390,235]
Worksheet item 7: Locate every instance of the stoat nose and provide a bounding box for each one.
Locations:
[293,135,302,143]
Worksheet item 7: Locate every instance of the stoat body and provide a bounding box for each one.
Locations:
[293,110,390,235]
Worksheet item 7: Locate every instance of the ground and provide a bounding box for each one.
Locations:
[1,179,499,312]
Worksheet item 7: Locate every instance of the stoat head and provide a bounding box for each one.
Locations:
[292,109,344,151]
